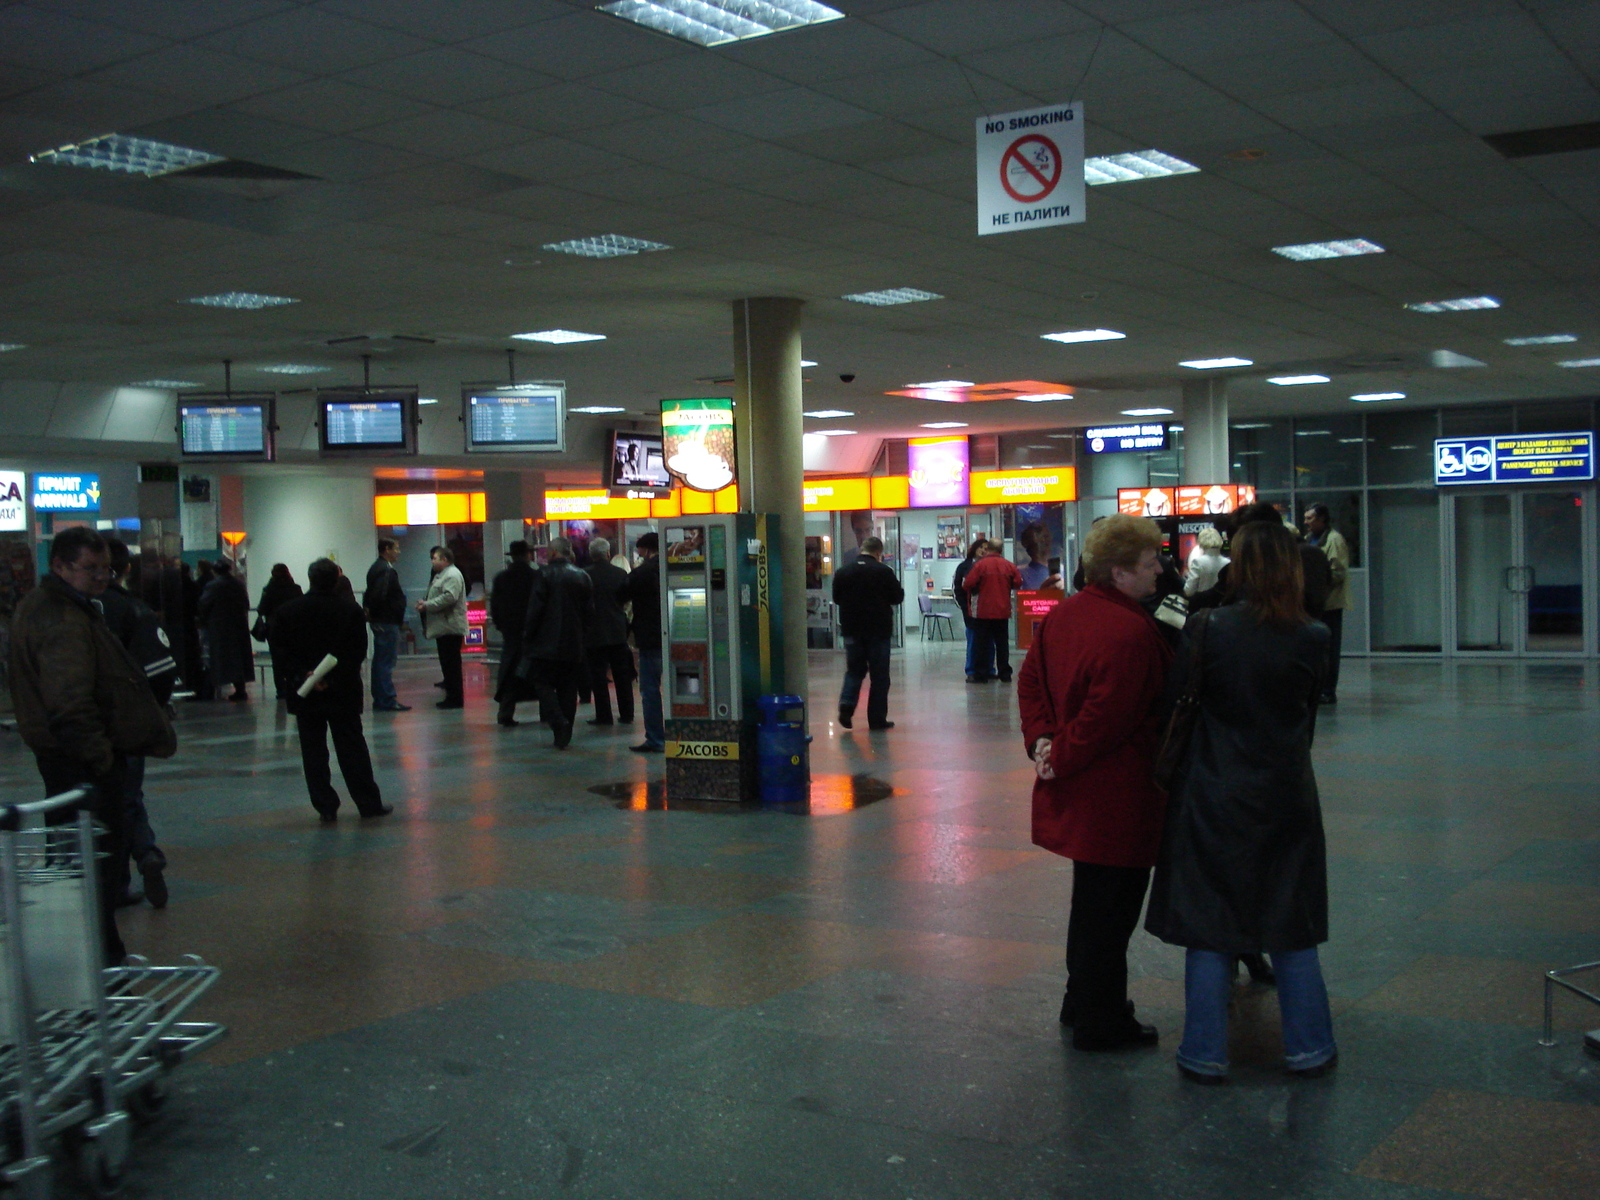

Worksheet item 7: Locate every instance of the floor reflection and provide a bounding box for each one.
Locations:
[589,773,900,816]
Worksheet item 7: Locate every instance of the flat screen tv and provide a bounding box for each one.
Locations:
[317,388,417,457]
[462,383,565,453]
[178,393,275,461]
[607,429,671,494]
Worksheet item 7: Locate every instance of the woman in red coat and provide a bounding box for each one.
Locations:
[1017,513,1172,1051]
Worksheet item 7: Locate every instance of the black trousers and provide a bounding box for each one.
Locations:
[1322,608,1344,694]
[1065,861,1152,1037]
[587,644,636,723]
[296,709,384,816]
[839,635,892,726]
[496,634,524,722]
[36,752,128,965]
[530,660,580,730]
[971,618,1012,681]
[435,634,464,703]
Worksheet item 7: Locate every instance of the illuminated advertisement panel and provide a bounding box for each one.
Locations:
[968,466,1076,504]
[660,397,735,493]
[907,436,969,508]
[1117,486,1174,517]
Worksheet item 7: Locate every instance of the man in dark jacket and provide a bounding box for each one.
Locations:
[831,535,904,730]
[8,527,177,963]
[621,532,664,753]
[364,538,409,711]
[489,540,536,727]
[270,559,391,822]
[198,559,252,701]
[584,537,635,727]
[101,539,177,909]
[519,537,592,749]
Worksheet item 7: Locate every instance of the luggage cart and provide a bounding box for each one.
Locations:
[0,790,226,1197]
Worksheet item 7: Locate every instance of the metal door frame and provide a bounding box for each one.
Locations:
[1440,485,1596,658]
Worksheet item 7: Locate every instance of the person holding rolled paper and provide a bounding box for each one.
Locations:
[270,558,391,823]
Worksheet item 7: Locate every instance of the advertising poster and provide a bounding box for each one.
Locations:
[1177,483,1252,515]
[660,398,735,493]
[665,525,706,565]
[908,436,969,508]
[1118,487,1175,517]
[901,533,921,576]
[936,515,966,559]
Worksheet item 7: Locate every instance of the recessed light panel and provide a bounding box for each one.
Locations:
[186,292,298,309]
[259,364,329,375]
[1083,150,1199,185]
[1271,239,1385,260]
[1267,374,1331,386]
[0,343,25,353]
[131,379,198,388]
[541,233,671,258]
[597,0,844,46]
[804,409,853,418]
[1352,392,1405,402]
[417,398,439,405]
[1042,329,1125,343]
[1018,393,1073,402]
[908,379,974,389]
[1504,334,1577,345]
[1180,357,1253,369]
[812,428,856,436]
[1231,422,1272,429]
[800,360,818,367]
[842,287,943,306]
[570,405,626,413]
[1405,296,1500,312]
[32,133,223,177]
[921,422,968,429]
[1123,407,1173,416]
[512,329,606,343]
[1558,358,1600,368]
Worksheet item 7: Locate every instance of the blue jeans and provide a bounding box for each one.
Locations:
[370,623,400,707]
[1178,947,1337,1077]
[637,651,665,748]
[839,635,892,726]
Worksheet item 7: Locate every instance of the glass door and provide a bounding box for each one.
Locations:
[872,512,904,648]
[1449,488,1592,655]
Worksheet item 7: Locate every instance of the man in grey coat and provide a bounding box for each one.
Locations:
[416,546,467,709]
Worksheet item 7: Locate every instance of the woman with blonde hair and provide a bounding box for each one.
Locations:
[1182,524,1228,597]
[1145,520,1335,1083]
[1018,513,1172,1051]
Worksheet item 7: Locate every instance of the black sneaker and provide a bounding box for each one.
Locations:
[630,742,664,754]
[140,860,169,910]
[837,708,853,728]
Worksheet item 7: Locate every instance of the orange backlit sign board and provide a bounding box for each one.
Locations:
[803,478,873,512]
[1175,483,1256,514]
[1118,487,1175,517]
[969,467,1076,504]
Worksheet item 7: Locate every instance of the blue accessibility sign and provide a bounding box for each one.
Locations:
[1435,432,1594,486]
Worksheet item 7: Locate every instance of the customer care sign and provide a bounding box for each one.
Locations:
[976,102,1085,235]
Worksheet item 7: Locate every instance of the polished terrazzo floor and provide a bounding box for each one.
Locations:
[3,643,1598,1198]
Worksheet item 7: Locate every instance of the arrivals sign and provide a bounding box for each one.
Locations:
[32,472,100,513]
[0,470,25,531]
[1434,432,1594,486]
[976,102,1085,236]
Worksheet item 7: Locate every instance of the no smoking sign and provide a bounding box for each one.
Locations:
[975,102,1085,236]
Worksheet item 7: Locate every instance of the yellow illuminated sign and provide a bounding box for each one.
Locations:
[803,477,872,511]
[664,739,740,761]
[969,467,1076,504]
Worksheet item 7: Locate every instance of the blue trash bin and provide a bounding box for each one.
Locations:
[756,694,809,808]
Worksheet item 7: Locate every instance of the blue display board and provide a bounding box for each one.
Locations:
[32,473,100,512]
[1084,423,1167,453]
[1434,432,1594,486]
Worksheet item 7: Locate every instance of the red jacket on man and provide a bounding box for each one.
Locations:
[1016,583,1172,867]
[964,553,1022,620]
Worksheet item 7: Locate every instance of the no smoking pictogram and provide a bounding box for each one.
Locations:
[1001,134,1062,204]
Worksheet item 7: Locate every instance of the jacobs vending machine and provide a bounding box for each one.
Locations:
[660,513,789,802]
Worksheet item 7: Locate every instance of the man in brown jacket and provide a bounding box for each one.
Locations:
[8,527,176,962]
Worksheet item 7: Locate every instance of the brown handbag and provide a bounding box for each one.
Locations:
[1152,609,1211,793]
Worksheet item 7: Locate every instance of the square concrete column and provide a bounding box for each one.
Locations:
[1181,378,1230,484]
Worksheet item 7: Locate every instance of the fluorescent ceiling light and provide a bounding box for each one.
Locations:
[186,292,298,309]
[1231,422,1272,429]
[1042,328,1125,343]
[1267,374,1331,386]
[841,287,942,306]
[131,379,198,388]
[31,132,223,177]
[1338,437,1365,443]
[1405,296,1500,312]
[596,0,844,47]
[1180,357,1252,369]
[571,405,626,413]
[1122,407,1173,416]
[0,343,25,352]
[259,364,329,375]
[1504,334,1577,345]
[512,329,606,343]
[804,409,853,418]
[1351,392,1405,402]
[1295,429,1332,437]
[1018,393,1073,402]
[417,398,439,405]
[800,359,818,367]
[541,233,671,258]
[1558,358,1600,368]
[812,428,856,436]
[1083,150,1199,185]
[1168,425,1184,432]
[908,379,973,389]
[921,422,968,429]
[1430,349,1486,368]
[1271,239,1385,261]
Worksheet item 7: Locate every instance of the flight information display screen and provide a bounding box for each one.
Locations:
[323,399,406,447]
[178,395,274,460]
[467,390,562,449]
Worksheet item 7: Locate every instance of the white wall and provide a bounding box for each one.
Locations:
[242,475,376,605]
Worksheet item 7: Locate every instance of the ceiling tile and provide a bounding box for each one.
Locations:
[461,136,622,183]
[0,77,200,134]
[716,17,936,83]
[690,88,878,139]
[316,0,568,42]
[777,118,960,167]
[197,10,435,74]
[39,1,302,39]
[1121,0,1334,61]
[811,59,1033,118]
[231,80,436,135]
[274,135,441,183]
[460,82,657,133]
[865,0,1099,58]
[1356,12,1555,73]
[0,6,166,74]
[339,47,555,106]
[565,114,751,165]
[88,45,310,105]
[359,110,535,158]
[588,54,788,110]
[460,13,682,81]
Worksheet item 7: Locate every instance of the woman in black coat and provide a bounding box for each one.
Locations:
[257,563,303,699]
[952,537,990,682]
[198,560,254,701]
[1144,521,1335,1084]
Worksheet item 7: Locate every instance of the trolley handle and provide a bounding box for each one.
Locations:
[0,787,93,831]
